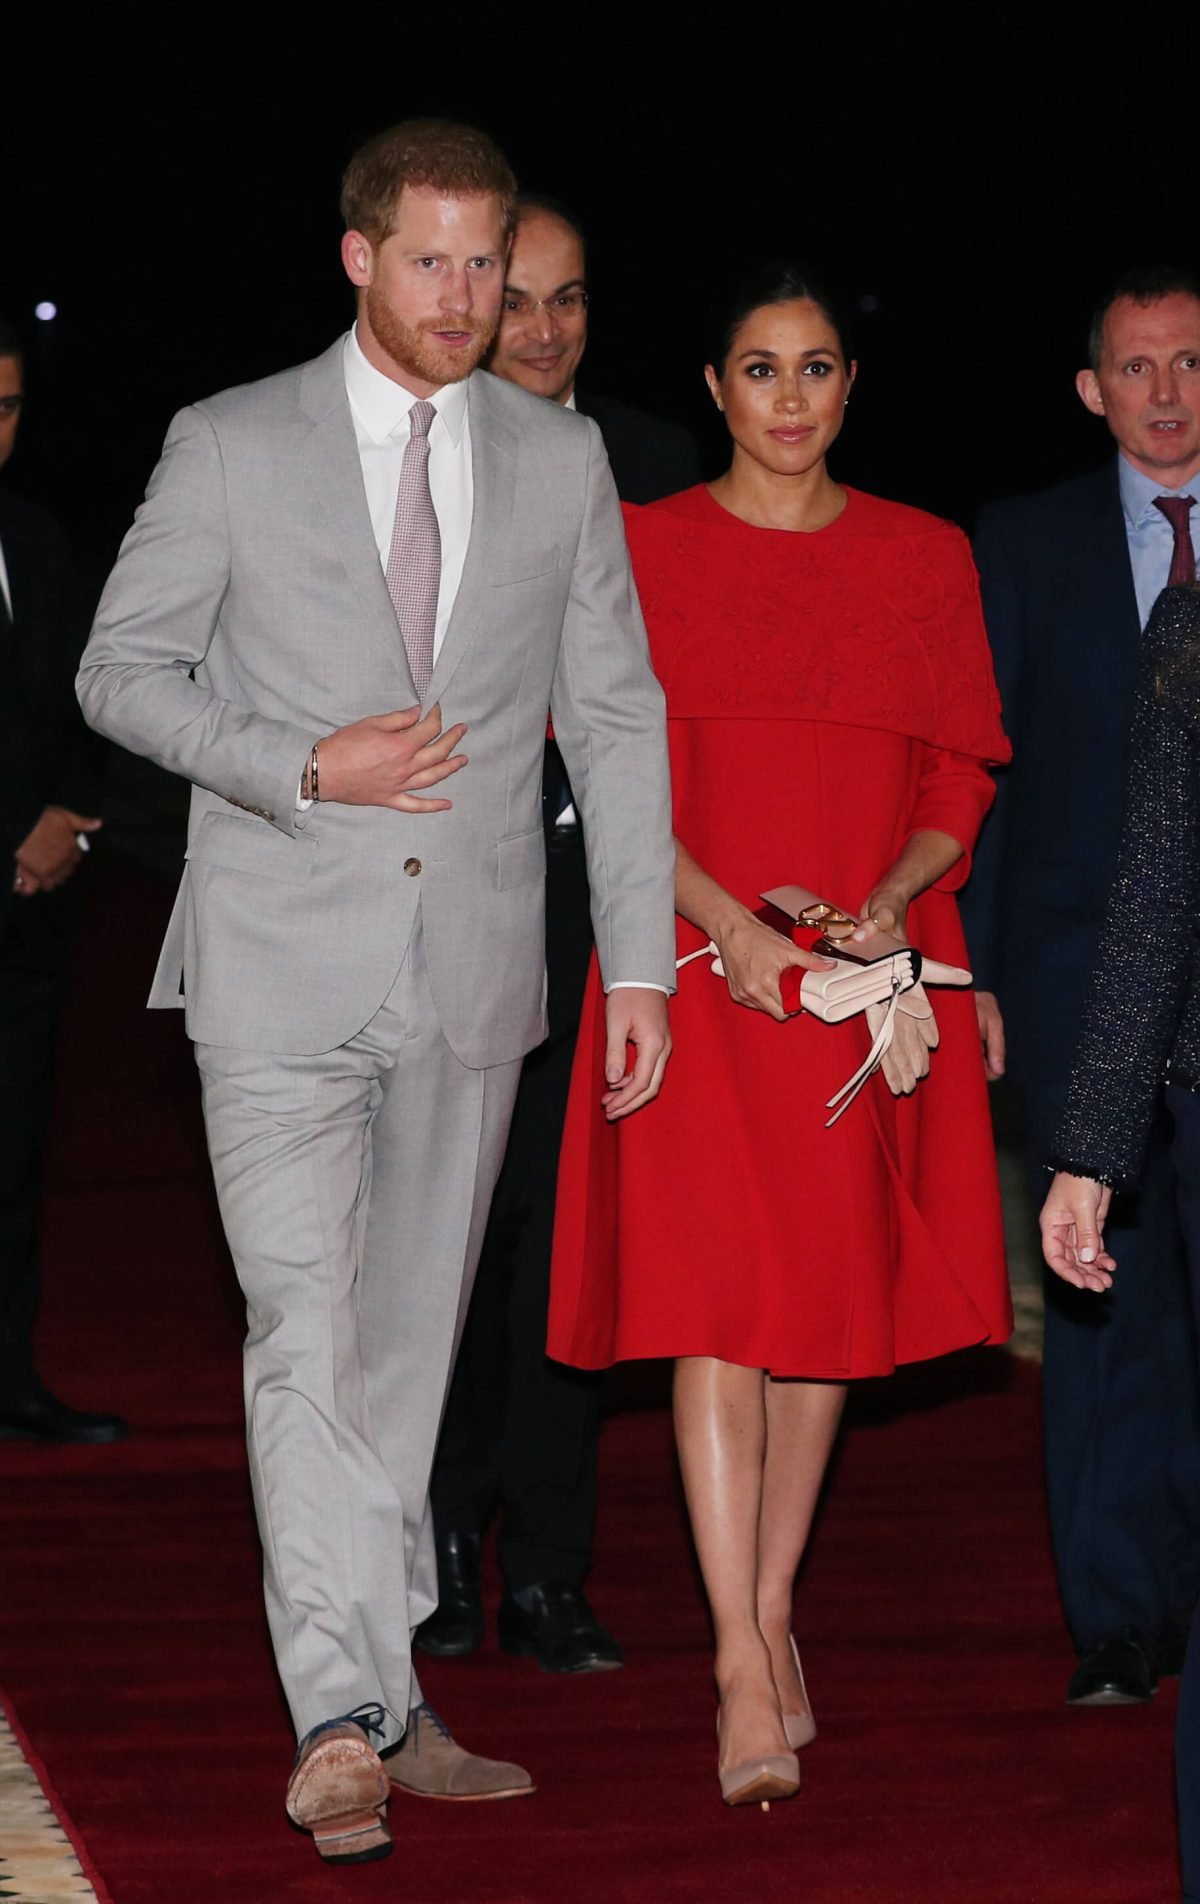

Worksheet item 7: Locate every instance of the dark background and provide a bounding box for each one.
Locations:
[3,5,1198,587]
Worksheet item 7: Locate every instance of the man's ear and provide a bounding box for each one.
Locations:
[1076,367,1105,417]
[341,229,374,290]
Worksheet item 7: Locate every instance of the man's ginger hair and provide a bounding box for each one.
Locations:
[340,119,518,246]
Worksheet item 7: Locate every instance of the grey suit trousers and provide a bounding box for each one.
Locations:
[195,911,521,1746]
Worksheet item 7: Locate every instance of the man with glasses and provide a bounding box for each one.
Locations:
[418,197,699,1675]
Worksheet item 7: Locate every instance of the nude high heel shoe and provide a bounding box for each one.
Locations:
[716,1715,800,1809]
[781,1636,817,1751]
[718,1752,801,1808]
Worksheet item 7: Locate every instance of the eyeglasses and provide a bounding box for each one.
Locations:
[501,290,588,321]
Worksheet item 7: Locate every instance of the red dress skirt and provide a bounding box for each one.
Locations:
[547,486,1013,1379]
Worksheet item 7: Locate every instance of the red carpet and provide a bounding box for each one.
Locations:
[0,860,1181,1902]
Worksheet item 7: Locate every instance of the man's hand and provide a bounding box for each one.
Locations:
[13,807,103,895]
[316,704,468,811]
[602,988,672,1121]
[974,989,1006,1081]
[1040,1171,1116,1292]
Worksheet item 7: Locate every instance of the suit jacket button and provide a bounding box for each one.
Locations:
[404,857,422,877]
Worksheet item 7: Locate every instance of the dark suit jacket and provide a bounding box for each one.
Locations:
[0,489,100,943]
[574,390,702,505]
[542,393,701,833]
[959,458,1143,1115]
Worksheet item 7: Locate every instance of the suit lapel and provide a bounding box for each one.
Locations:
[425,373,518,707]
[299,342,418,701]
[1071,461,1141,701]
[0,495,28,633]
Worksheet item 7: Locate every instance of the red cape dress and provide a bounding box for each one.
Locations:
[547,485,1013,1379]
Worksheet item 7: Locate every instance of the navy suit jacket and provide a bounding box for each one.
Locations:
[573,390,702,505]
[541,392,701,833]
[960,459,1143,1125]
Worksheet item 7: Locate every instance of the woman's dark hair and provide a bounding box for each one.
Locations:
[708,263,853,375]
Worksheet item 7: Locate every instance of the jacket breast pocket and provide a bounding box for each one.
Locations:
[187,812,317,885]
[490,552,566,589]
[496,827,546,891]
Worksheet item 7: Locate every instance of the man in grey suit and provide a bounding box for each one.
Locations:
[77,119,675,1866]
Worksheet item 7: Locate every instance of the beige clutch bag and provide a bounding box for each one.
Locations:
[677,883,972,1124]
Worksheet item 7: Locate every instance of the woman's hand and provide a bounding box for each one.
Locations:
[713,911,835,1023]
[852,830,965,946]
[1040,1172,1116,1292]
[853,883,910,945]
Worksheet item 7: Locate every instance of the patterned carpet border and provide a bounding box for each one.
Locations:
[0,1692,108,1904]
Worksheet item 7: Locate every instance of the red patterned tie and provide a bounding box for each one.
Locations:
[1152,494,1198,587]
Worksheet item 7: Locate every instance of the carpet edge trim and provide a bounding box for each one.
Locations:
[0,1682,115,1904]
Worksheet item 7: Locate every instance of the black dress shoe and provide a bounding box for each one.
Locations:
[498,1582,623,1674]
[0,1387,128,1445]
[1067,1625,1158,1705]
[413,1531,484,1657]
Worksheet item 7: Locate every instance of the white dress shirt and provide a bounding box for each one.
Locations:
[0,534,11,619]
[343,325,472,661]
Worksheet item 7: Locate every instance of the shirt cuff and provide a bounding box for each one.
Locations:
[605,981,671,995]
[296,777,313,812]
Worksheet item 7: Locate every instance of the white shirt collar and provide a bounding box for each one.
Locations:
[564,390,577,411]
[343,325,470,446]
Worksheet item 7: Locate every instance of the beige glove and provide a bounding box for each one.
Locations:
[865,981,939,1095]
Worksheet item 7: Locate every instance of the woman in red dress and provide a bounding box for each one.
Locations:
[548,265,1012,1807]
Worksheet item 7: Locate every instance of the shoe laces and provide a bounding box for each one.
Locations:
[411,1700,452,1742]
[295,1702,388,1762]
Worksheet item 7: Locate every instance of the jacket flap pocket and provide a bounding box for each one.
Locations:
[490,551,564,589]
[187,813,317,885]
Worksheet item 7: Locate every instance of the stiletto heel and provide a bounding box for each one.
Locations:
[781,1635,817,1751]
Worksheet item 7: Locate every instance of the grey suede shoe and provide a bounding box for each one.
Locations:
[387,1703,535,1802]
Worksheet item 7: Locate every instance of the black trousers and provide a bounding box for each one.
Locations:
[0,889,76,1394]
[430,833,600,1592]
[1027,1076,1200,1655]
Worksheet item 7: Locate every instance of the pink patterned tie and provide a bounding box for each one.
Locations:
[384,399,441,700]
[1152,494,1197,587]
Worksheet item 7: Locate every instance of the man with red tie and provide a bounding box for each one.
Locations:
[962,268,1200,1710]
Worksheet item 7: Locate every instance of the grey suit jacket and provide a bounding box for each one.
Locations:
[77,339,675,1064]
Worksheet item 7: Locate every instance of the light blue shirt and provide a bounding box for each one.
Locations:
[1118,453,1200,630]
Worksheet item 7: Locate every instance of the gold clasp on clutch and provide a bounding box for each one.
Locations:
[799,901,857,945]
